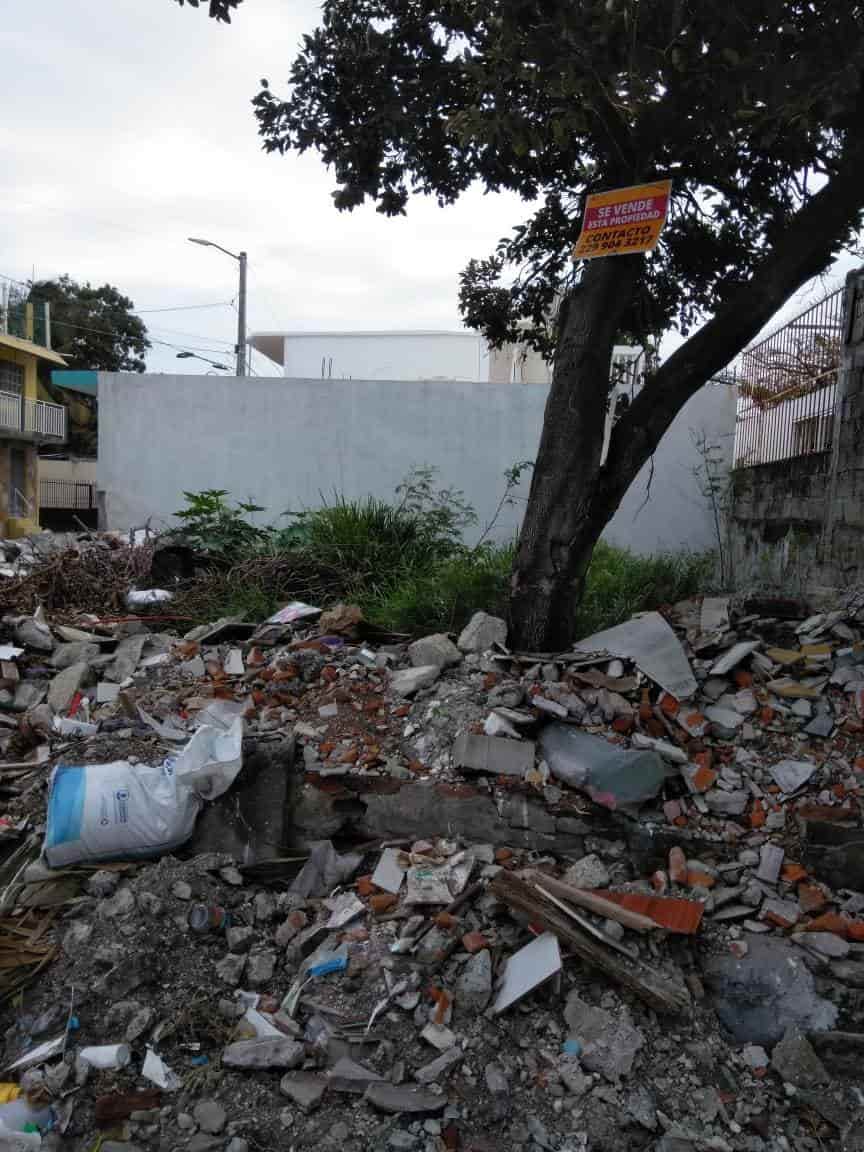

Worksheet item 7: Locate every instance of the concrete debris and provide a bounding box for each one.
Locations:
[1,558,864,1148]
[389,664,440,697]
[452,731,535,776]
[562,854,610,890]
[770,1025,830,1087]
[457,611,508,653]
[407,633,462,670]
[563,992,645,1083]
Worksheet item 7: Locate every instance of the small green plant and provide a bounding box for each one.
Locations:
[171,490,272,562]
[691,429,731,586]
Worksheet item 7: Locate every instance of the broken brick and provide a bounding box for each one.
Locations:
[357,875,375,897]
[652,870,669,895]
[369,893,398,915]
[435,912,457,931]
[797,884,827,914]
[495,848,513,863]
[781,861,808,884]
[669,846,687,885]
[461,932,488,954]
[612,714,634,734]
[686,870,715,889]
[660,692,680,716]
[803,911,849,937]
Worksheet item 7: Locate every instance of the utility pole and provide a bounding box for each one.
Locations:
[237,251,247,377]
[188,237,248,377]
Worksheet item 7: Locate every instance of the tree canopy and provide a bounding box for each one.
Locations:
[177,0,864,646]
[29,275,150,373]
[250,0,864,354]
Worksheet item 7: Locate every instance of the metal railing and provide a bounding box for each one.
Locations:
[3,302,49,348]
[733,288,844,468]
[0,391,66,440]
[39,479,96,510]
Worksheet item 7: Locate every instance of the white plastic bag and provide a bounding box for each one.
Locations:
[43,719,243,867]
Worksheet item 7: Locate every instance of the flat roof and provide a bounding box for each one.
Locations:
[0,332,67,366]
[249,329,479,367]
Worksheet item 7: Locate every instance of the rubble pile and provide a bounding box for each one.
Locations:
[0,533,154,616]
[0,590,863,1149]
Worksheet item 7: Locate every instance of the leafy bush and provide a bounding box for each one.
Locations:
[171,490,271,563]
[169,475,713,638]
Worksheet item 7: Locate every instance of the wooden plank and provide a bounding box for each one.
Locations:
[525,872,657,933]
[489,871,691,1015]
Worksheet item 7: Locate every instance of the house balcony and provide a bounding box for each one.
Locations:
[0,391,67,442]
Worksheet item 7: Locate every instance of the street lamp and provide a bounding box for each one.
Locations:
[188,237,248,376]
[176,350,230,371]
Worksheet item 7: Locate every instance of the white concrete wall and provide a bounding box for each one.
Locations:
[282,332,485,382]
[38,458,97,483]
[97,373,736,554]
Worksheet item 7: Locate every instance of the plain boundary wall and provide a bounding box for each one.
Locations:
[97,374,735,554]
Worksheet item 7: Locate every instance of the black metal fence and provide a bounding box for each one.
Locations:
[733,287,844,469]
[39,479,96,510]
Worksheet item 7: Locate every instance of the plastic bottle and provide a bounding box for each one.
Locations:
[0,1096,53,1134]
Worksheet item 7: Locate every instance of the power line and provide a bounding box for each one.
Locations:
[134,301,234,314]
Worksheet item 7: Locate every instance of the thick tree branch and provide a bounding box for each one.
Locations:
[598,131,864,518]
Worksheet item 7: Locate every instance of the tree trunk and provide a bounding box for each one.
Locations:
[509,256,641,651]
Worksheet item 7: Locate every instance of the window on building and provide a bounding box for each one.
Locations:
[0,361,24,396]
[792,414,831,455]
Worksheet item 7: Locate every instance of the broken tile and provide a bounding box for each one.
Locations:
[770,759,817,793]
[710,642,760,676]
[756,843,785,885]
[371,848,408,895]
[493,932,561,1014]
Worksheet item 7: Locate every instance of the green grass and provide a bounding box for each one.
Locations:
[169,485,713,639]
[574,540,714,637]
[363,544,514,635]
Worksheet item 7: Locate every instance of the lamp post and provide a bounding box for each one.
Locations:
[188,237,247,376]
[176,351,230,371]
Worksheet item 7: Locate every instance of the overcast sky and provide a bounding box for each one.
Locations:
[3,0,859,377]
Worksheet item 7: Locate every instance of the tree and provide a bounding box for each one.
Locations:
[28,276,150,373]
[184,0,864,649]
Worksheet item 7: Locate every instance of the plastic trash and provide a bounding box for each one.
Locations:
[187,904,229,933]
[126,589,174,606]
[0,1097,52,1149]
[141,1048,181,1091]
[43,719,243,867]
[79,1044,131,1070]
[539,723,665,811]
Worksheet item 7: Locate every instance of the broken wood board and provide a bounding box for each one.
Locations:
[489,870,690,1015]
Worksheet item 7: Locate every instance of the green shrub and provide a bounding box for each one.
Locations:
[171,489,272,563]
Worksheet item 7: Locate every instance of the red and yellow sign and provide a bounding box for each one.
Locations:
[572,179,672,260]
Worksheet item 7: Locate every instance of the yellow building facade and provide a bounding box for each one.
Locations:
[0,302,68,537]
